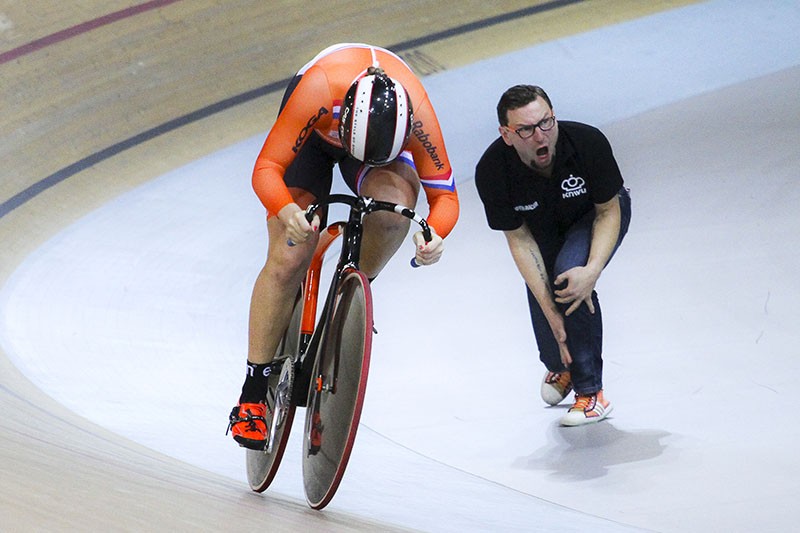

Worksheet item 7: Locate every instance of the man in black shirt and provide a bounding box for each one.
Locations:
[475,85,631,426]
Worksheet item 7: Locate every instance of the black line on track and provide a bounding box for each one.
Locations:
[0,0,584,219]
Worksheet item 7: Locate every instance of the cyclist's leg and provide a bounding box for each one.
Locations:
[233,71,330,448]
[247,134,337,368]
[341,152,420,279]
[247,195,317,367]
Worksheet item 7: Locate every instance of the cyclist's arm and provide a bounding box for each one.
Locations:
[419,183,458,239]
[252,67,334,216]
[409,96,459,239]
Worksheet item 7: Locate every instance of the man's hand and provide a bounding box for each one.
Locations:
[412,229,443,266]
[548,313,573,366]
[554,265,601,316]
[278,203,319,245]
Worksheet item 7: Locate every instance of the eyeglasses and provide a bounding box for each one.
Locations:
[508,115,556,139]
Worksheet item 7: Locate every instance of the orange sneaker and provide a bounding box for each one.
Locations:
[541,371,572,406]
[227,403,269,450]
[560,390,612,426]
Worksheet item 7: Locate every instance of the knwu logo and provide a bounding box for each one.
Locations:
[562,175,587,199]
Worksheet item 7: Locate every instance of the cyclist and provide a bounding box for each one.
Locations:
[228,43,459,449]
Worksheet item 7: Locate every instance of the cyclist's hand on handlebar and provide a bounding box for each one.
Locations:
[412,229,443,266]
[278,203,319,246]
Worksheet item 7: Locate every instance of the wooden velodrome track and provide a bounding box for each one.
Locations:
[1,1,696,530]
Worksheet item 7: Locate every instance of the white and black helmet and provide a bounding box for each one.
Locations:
[339,70,413,166]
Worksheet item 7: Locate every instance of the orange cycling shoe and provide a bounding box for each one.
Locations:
[227,403,269,450]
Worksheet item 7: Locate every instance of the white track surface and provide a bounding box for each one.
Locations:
[2,2,799,531]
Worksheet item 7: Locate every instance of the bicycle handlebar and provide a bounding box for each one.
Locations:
[292,194,432,267]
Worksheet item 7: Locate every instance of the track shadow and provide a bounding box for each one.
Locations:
[515,421,669,481]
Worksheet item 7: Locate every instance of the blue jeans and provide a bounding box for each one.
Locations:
[526,187,631,395]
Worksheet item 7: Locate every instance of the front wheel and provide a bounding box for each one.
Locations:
[302,269,373,509]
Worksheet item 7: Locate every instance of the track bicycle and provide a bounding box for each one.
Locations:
[245,193,431,510]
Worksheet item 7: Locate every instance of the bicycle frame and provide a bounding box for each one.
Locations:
[295,194,430,388]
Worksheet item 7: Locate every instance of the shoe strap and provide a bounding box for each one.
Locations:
[226,407,266,435]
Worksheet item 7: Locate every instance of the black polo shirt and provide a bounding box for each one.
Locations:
[475,120,623,266]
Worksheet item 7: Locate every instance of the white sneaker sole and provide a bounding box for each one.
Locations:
[560,402,613,427]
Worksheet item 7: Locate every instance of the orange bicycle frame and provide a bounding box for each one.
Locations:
[300,222,344,337]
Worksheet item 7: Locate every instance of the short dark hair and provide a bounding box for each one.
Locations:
[496,85,553,126]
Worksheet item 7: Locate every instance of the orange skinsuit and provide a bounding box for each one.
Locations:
[252,43,459,239]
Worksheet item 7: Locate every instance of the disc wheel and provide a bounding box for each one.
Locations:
[246,287,303,492]
[302,270,372,509]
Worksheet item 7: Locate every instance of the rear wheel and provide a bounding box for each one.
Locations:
[302,269,372,510]
[246,286,303,492]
